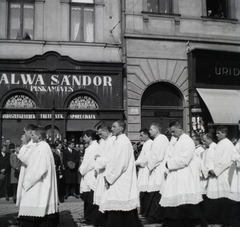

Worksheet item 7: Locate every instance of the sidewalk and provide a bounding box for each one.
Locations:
[0,196,161,227]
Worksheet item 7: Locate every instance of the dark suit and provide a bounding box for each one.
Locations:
[0,152,11,198]
[63,147,79,197]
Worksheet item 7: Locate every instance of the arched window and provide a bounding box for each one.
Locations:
[4,94,36,109]
[68,95,98,109]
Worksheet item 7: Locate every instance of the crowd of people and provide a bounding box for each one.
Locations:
[0,120,240,227]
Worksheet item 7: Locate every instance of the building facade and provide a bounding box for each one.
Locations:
[0,0,124,145]
[124,0,240,141]
[0,0,240,145]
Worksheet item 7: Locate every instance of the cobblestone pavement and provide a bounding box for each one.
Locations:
[0,196,162,227]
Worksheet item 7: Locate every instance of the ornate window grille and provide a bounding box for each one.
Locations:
[68,95,99,109]
[4,94,36,109]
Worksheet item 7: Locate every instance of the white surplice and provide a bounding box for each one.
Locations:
[79,140,99,193]
[229,139,240,201]
[206,138,235,199]
[200,142,216,194]
[99,134,139,212]
[16,140,36,207]
[147,134,169,192]
[135,139,153,192]
[94,135,115,205]
[160,133,202,207]
[17,141,58,217]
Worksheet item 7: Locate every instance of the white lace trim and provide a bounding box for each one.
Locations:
[228,192,240,202]
[160,193,202,207]
[18,203,59,217]
[100,197,139,212]
[206,190,230,199]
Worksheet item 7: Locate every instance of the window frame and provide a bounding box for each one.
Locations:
[7,0,35,40]
[202,0,237,22]
[144,0,174,15]
[69,1,95,43]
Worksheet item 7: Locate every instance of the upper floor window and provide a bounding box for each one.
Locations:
[8,1,34,40]
[147,0,173,14]
[206,0,228,19]
[70,0,94,42]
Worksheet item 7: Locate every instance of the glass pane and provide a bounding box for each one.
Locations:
[147,0,158,13]
[159,0,171,13]
[72,0,94,3]
[206,0,227,18]
[84,7,94,42]
[23,4,34,40]
[9,3,21,39]
[71,6,81,41]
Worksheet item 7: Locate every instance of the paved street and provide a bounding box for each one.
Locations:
[0,196,161,227]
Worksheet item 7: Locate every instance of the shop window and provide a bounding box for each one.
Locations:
[146,0,173,14]
[4,94,36,109]
[8,0,34,40]
[70,0,94,42]
[206,0,229,19]
[68,95,98,109]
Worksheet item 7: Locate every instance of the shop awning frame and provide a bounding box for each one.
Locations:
[196,88,240,125]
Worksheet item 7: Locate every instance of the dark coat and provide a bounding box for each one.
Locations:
[0,152,11,190]
[63,148,79,184]
[0,152,11,173]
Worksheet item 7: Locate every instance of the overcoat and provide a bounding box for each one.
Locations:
[63,148,79,184]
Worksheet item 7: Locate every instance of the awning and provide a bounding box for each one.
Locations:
[196,88,240,124]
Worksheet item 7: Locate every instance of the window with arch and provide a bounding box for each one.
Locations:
[70,0,94,42]
[68,95,98,109]
[8,0,34,40]
[4,94,36,109]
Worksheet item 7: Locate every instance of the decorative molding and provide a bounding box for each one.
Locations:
[68,95,99,109]
[4,95,36,109]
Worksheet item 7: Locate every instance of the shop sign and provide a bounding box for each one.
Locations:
[190,50,240,87]
[69,114,97,119]
[2,114,36,119]
[0,73,113,93]
[39,114,65,119]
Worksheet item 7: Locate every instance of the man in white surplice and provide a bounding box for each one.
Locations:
[160,120,204,227]
[144,123,169,223]
[200,133,216,195]
[135,128,153,215]
[100,120,143,227]
[94,125,115,206]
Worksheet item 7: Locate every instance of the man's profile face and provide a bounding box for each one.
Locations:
[202,135,211,148]
[23,128,32,141]
[140,132,148,142]
[216,130,226,141]
[149,125,158,138]
[111,122,122,136]
[98,129,109,140]
[83,135,90,144]
[31,130,39,143]
[170,126,182,138]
